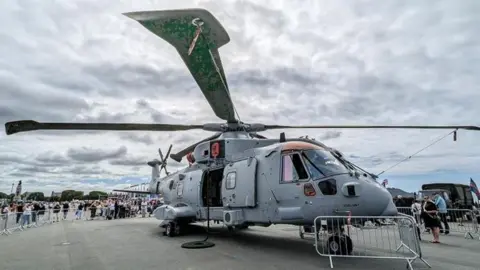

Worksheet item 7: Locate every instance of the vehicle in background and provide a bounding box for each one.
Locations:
[416,189,453,208]
[422,183,474,209]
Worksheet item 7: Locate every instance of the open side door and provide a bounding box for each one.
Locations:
[222,157,257,208]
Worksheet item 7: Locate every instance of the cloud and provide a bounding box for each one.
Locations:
[67,146,128,162]
[1,0,479,195]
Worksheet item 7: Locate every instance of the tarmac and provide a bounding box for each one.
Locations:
[0,217,479,270]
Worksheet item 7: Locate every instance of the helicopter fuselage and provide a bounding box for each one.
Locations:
[152,137,397,229]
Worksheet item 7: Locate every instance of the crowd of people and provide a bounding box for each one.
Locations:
[405,193,479,244]
[0,197,162,228]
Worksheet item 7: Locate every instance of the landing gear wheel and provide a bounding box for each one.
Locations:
[237,224,249,230]
[326,235,353,255]
[166,222,176,237]
[174,224,181,235]
[227,226,234,232]
[299,227,305,239]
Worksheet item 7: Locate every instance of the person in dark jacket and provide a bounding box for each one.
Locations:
[62,202,69,220]
[16,203,23,224]
[421,196,441,243]
[32,202,41,224]
[53,203,61,222]
[90,202,97,220]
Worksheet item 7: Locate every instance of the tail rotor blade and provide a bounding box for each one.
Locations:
[165,144,173,160]
[158,148,165,162]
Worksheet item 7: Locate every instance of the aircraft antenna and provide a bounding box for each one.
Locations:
[377,129,457,176]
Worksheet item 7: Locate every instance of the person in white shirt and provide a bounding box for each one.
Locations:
[22,204,32,228]
[411,200,422,224]
[141,200,148,218]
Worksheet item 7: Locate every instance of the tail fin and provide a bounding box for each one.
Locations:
[147,159,162,181]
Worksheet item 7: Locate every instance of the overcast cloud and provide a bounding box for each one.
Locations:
[0,0,479,195]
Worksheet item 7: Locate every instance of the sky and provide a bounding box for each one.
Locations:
[0,0,479,196]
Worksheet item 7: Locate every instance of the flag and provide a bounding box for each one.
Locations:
[382,179,388,187]
[470,178,480,199]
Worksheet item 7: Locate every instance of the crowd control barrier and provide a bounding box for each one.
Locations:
[397,206,479,240]
[311,214,430,270]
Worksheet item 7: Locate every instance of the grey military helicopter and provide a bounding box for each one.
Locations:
[4,8,479,252]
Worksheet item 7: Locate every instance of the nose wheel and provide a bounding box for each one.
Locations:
[326,234,353,255]
[165,222,181,237]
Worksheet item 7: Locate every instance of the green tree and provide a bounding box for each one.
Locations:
[27,192,45,201]
[60,190,76,201]
[0,192,7,199]
[73,191,84,199]
[89,191,108,200]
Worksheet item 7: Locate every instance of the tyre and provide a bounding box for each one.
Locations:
[166,222,176,237]
[326,235,353,255]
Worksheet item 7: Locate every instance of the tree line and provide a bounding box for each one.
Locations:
[0,190,109,202]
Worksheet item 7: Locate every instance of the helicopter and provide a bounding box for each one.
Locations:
[4,8,480,253]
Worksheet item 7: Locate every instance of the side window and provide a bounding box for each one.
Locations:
[318,179,337,195]
[226,172,236,189]
[176,181,184,197]
[282,153,308,183]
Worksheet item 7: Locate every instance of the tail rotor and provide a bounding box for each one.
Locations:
[158,144,173,176]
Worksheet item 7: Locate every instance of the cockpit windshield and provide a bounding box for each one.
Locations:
[302,149,350,179]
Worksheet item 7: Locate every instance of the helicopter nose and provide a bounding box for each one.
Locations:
[370,182,398,216]
[379,196,398,216]
[349,179,397,216]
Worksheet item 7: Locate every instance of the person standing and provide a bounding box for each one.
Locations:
[76,203,84,220]
[433,193,450,235]
[421,197,441,243]
[53,203,61,222]
[62,202,69,220]
[21,203,32,228]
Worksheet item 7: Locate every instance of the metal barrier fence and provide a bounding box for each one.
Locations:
[1,206,148,236]
[397,207,479,240]
[311,215,430,270]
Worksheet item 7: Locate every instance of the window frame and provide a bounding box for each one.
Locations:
[317,178,338,196]
[225,171,237,190]
[176,181,184,198]
[280,151,310,184]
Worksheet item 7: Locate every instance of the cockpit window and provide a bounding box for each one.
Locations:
[302,149,349,179]
[282,153,309,182]
[318,179,337,195]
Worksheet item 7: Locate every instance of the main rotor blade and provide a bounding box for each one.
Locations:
[124,9,237,122]
[4,120,203,135]
[170,132,222,162]
[264,125,480,131]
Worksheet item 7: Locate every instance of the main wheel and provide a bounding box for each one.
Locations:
[326,235,353,255]
[174,223,181,235]
[166,222,176,237]
[236,224,249,230]
[299,226,305,239]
